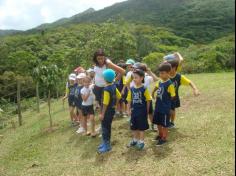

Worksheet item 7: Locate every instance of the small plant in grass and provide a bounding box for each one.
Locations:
[37,64,62,129]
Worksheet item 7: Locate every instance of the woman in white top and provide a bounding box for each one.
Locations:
[92,49,126,108]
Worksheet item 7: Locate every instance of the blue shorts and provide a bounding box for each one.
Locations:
[68,95,75,107]
[171,98,180,110]
[81,105,94,116]
[130,108,149,131]
[74,98,82,110]
[153,112,170,128]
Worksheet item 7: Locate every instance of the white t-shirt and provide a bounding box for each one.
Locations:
[144,73,154,93]
[94,65,107,87]
[81,87,94,106]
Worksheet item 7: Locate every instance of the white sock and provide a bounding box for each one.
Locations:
[139,140,144,144]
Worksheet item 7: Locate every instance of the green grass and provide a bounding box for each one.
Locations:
[0,72,235,176]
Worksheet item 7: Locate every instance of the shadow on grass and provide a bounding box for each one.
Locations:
[122,148,147,163]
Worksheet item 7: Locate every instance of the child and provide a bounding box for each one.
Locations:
[152,63,176,146]
[98,69,121,153]
[127,69,152,150]
[75,73,87,134]
[81,76,96,137]
[163,52,184,72]
[115,63,128,117]
[125,59,136,89]
[93,49,125,134]
[167,59,200,128]
[63,73,78,126]
[87,68,95,83]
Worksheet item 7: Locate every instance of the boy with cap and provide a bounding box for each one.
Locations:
[98,69,121,153]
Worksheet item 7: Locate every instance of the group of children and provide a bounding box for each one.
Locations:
[63,49,200,153]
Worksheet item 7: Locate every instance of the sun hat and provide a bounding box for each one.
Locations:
[69,73,77,81]
[125,59,135,65]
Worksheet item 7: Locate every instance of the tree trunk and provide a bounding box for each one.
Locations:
[36,81,40,113]
[48,89,53,128]
[17,79,22,126]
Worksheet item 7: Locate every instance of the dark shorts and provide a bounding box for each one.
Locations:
[93,86,104,106]
[68,95,75,107]
[130,108,149,131]
[120,87,128,104]
[74,98,82,110]
[153,112,170,128]
[81,105,94,116]
[171,99,181,110]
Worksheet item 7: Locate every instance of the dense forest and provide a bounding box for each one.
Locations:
[0,0,235,113]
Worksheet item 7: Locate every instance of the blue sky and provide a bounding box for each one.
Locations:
[0,0,126,30]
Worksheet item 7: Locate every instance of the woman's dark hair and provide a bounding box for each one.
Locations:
[158,62,172,72]
[93,49,106,65]
[133,69,145,83]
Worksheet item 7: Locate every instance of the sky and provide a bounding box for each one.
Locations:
[0,0,126,30]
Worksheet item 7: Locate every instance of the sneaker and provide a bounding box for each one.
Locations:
[152,136,161,142]
[127,140,137,148]
[98,143,111,154]
[123,113,128,118]
[98,142,105,150]
[168,122,175,129]
[136,142,145,150]
[156,139,167,146]
[115,112,121,117]
[76,127,85,134]
[95,126,101,134]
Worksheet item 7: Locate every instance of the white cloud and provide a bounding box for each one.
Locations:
[0,0,126,30]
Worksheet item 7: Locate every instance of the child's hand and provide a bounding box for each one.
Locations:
[99,114,104,121]
[193,89,200,96]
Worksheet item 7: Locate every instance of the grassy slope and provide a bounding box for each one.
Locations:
[0,73,235,176]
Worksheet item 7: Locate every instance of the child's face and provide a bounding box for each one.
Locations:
[133,73,143,86]
[69,80,75,85]
[89,72,95,78]
[83,78,90,87]
[170,67,177,75]
[127,64,133,71]
[97,56,106,66]
[78,79,83,85]
[159,71,170,81]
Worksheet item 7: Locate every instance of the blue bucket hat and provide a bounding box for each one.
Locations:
[103,69,116,83]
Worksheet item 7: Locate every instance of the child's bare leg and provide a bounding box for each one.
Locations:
[157,125,163,138]
[69,107,75,122]
[162,127,168,141]
[133,130,139,140]
[90,115,95,135]
[83,116,87,134]
[139,131,145,142]
[148,113,153,125]
[78,110,82,123]
[170,110,176,123]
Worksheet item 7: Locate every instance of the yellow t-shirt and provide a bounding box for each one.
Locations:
[126,86,152,102]
[103,88,121,105]
[180,75,191,86]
